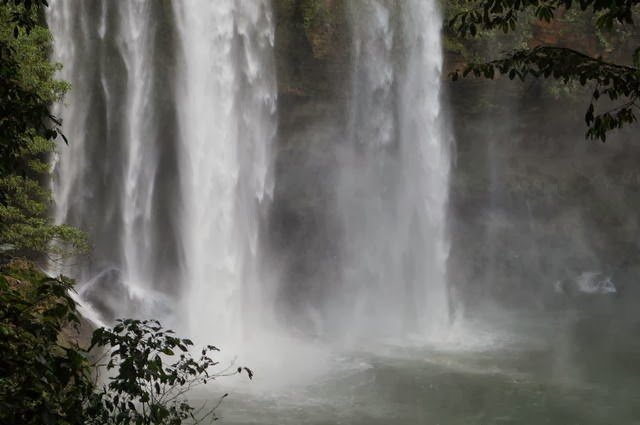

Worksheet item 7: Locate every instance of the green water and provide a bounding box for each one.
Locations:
[208,311,640,425]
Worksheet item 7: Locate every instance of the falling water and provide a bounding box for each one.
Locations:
[48,0,276,342]
[172,1,277,344]
[48,1,180,321]
[48,0,448,345]
[336,0,451,341]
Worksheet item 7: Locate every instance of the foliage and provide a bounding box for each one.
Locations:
[87,319,253,425]
[1,0,50,36]
[0,259,93,425]
[0,3,86,259]
[448,0,640,140]
[0,260,250,425]
[0,1,66,175]
[442,0,532,60]
[449,0,637,36]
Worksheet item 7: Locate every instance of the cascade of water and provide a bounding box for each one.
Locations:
[48,0,446,346]
[48,1,276,342]
[336,0,451,341]
[172,0,277,343]
[49,1,180,321]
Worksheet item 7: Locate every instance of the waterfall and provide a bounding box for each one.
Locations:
[172,1,277,343]
[48,0,276,342]
[48,0,448,345]
[335,0,451,340]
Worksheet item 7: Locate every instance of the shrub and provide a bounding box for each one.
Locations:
[0,261,251,425]
[87,319,253,425]
[0,260,93,425]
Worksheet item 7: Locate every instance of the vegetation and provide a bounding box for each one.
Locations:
[1,0,50,36]
[0,1,86,260]
[87,319,253,425]
[0,260,93,425]
[448,0,640,140]
[0,261,251,425]
[0,2,91,419]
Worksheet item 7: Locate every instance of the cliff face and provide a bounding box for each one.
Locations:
[270,0,640,315]
[448,79,640,313]
[442,11,640,312]
[269,1,349,327]
[273,0,350,98]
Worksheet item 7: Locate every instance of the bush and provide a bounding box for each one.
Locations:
[0,260,93,425]
[87,319,253,425]
[0,261,251,425]
[0,2,87,260]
